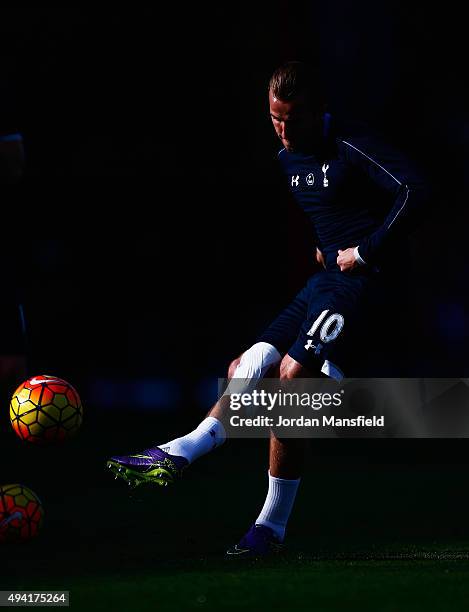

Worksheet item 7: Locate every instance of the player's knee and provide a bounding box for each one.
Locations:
[228,342,282,380]
[279,354,309,380]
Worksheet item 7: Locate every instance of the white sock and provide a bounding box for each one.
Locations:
[158,417,226,464]
[256,471,301,542]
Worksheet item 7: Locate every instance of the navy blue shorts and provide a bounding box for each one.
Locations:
[257,270,387,378]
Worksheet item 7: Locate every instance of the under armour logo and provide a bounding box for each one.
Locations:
[291,175,299,187]
[304,340,316,351]
[322,164,329,187]
[314,342,324,355]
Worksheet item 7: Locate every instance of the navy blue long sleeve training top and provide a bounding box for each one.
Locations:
[277,114,427,270]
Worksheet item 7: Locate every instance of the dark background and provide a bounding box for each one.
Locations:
[0,3,467,435]
[1,7,469,606]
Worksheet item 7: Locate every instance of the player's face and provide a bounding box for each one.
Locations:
[269,90,320,153]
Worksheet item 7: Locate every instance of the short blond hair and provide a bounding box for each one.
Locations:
[269,61,323,110]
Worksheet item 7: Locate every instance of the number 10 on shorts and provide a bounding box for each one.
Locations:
[307,309,344,343]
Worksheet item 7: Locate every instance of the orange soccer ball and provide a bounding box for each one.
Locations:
[10,375,83,444]
[0,484,44,543]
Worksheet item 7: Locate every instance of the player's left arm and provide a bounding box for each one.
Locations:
[339,135,429,269]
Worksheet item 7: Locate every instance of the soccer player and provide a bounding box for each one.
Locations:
[108,61,427,557]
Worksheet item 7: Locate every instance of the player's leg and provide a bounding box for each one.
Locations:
[106,342,282,487]
[108,278,308,485]
[227,271,365,557]
[163,284,312,463]
[107,282,310,488]
[227,355,309,557]
[155,341,282,460]
[242,272,373,551]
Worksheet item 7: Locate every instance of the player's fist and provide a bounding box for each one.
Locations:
[337,248,358,272]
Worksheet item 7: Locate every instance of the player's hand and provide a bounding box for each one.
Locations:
[316,247,326,269]
[337,248,358,272]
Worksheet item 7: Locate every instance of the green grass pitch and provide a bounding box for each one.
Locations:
[3,413,469,611]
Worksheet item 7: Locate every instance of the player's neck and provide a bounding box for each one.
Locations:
[291,124,326,156]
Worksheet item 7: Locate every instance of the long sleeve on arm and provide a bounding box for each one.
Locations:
[340,136,429,265]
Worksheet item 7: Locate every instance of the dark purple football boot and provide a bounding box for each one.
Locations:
[226,524,284,558]
[107,447,188,488]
